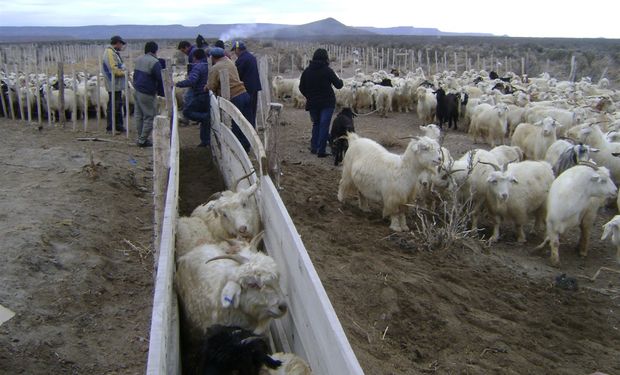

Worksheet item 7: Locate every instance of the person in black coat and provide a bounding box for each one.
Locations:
[232,41,262,127]
[299,48,344,158]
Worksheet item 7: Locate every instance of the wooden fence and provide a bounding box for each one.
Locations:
[146,86,364,373]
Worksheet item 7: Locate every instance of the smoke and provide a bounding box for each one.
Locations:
[219,23,259,42]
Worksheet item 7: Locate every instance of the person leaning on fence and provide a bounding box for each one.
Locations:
[102,35,127,133]
[175,48,211,147]
[299,48,343,158]
[206,47,253,152]
[132,41,164,148]
[231,40,262,128]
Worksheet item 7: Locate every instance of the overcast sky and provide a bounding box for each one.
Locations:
[1,0,618,39]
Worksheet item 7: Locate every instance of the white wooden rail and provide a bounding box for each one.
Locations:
[146,90,364,374]
[146,92,181,375]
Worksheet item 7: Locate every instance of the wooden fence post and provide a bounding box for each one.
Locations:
[153,114,171,269]
[58,62,66,124]
[264,103,283,189]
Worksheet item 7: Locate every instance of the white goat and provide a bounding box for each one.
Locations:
[601,215,620,264]
[544,139,597,176]
[176,181,260,257]
[484,161,554,242]
[338,134,441,232]
[535,163,617,266]
[175,235,288,338]
[469,102,509,147]
[511,117,557,160]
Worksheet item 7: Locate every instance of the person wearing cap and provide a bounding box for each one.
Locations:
[214,40,233,59]
[207,46,253,152]
[175,48,211,147]
[102,35,127,133]
[232,40,262,127]
[132,41,164,148]
[299,48,343,158]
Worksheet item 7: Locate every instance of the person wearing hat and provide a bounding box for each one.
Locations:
[175,48,211,147]
[206,46,253,152]
[214,40,233,59]
[299,48,343,158]
[132,41,164,148]
[232,40,262,127]
[102,35,127,133]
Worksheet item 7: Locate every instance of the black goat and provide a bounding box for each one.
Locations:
[329,107,356,166]
[195,325,282,375]
[434,88,460,130]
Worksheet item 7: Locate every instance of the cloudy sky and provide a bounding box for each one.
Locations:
[2,0,618,39]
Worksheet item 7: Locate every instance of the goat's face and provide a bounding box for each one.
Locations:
[231,255,287,322]
[540,117,557,137]
[214,184,260,239]
[487,171,518,202]
[412,137,442,168]
[587,167,617,200]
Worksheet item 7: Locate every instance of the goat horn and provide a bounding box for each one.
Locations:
[249,230,265,252]
[478,160,501,171]
[206,254,249,265]
[231,170,256,192]
[207,191,223,202]
[578,161,599,170]
[558,136,577,144]
[240,336,264,345]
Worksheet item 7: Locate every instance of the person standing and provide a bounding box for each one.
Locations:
[175,48,211,147]
[231,40,262,127]
[299,48,343,157]
[206,47,252,151]
[102,35,127,133]
[132,41,164,148]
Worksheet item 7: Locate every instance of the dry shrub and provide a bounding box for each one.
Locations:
[407,187,478,252]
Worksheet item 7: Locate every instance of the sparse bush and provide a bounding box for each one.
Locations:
[406,188,478,252]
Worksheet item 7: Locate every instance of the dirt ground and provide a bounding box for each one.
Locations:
[270,104,620,375]
[0,119,154,374]
[1,88,619,375]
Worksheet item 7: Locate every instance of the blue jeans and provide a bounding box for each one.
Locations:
[230,92,253,152]
[309,107,335,155]
[183,92,211,145]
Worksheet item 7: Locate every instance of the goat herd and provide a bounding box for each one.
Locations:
[274,67,620,269]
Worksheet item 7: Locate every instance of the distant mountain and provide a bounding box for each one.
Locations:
[257,17,375,38]
[358,26,493,37]
[0,18,492,43]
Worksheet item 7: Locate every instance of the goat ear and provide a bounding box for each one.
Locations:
[221,281,241,308]
[511,176,519,184]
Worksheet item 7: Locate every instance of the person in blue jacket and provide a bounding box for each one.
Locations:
[232,40,262,128]
[175,48,211,147]
[132,41,164,147]
[299,48,343,158]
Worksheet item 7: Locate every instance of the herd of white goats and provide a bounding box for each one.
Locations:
[272,67,620,268]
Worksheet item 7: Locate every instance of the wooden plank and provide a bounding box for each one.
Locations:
[259,175,365,375]
[218,97,268,177]
[153,115,171,266]
[146,100,181,375]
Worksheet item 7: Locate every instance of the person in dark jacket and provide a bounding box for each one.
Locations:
[299,48,343,157]
[232,40,262,127]
[175,48,211,147]
[132,41,164,147]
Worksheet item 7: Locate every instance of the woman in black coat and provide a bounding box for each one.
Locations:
[299,48,344,157]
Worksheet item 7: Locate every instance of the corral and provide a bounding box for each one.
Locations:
[1,37,619,374]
